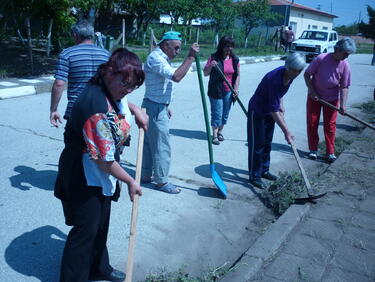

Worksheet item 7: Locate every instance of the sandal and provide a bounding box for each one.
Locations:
[212,137,220,145]
[156,183,181,194]
[217,132,224,141]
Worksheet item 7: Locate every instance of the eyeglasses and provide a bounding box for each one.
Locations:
[173,46,180,51]
[120,80,139,91]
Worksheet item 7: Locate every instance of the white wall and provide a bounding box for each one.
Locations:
[289,8,334,38]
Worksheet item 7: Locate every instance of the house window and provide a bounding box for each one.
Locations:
[312,25,318,29]
[322,26,328,30]
[289,22,297,33]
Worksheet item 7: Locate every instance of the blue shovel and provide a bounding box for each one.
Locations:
[195,56,227,199]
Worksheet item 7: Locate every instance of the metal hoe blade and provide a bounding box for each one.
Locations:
[291,143,326,201]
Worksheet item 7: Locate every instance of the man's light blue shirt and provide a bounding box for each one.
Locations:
[143,47,175,104]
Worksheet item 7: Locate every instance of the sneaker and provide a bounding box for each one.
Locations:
[261,171,278,181]
[250,178,267,189]
[327,154,337,163]
[212,137,220,145]
[308,151,318,160]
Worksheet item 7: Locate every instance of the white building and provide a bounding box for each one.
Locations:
[270,0,337,38]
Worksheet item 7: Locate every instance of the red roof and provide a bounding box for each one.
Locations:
[269,0,337,18]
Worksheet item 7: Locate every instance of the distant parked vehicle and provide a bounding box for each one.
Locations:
[290,30,338,62]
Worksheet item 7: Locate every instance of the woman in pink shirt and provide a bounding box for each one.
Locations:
[304,38,356,162]
[204,36,240,145]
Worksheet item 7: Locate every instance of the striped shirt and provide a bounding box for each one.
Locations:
[143,47,175,104]
[54,43,110,119]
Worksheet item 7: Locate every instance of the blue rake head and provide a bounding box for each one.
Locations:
[210,164,227,199]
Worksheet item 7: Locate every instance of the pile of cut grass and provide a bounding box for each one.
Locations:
[261,172,305,216]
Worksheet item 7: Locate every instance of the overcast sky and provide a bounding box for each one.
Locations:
[294,0,374,26]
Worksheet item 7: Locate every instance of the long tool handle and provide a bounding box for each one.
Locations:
[318,98,375,130]
[213,64,248,116]
[195,55,214,165]
[125,118,145,282]
[290,143,312,197]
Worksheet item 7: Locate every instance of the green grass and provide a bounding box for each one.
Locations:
[354,100,375,119]
[0,69,7,79]
[111,42,281,64]
[261,172,306,216]
[318,136,352,156]
[356,43,373,54]
[144,263,232,282]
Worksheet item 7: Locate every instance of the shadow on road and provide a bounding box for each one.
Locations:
[5,225,66,282]
[319,122,359,132]
[170,128,207,140]
[194,162,249,187]
[9,165,57,191]
[271,142,309,157]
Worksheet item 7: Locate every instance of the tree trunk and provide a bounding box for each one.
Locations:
[188,23,192,42]
[244,35,248,48]
[122,18,126,48]
[142,31,146,46]
[149,28,157,53]
[213,32,219,48]
[46,18,53,57]
[184,27,187,46]
[88,8,96,26]
[25,17,33,75]
[257,32,262,48]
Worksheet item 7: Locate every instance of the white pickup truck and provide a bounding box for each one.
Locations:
[290,30,338,62]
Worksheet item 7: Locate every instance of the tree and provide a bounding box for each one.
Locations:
[121,0,162,43]
[236,0,272,48]
[202,0,236,47]
[335,23,359,36]
[358,5,375,40]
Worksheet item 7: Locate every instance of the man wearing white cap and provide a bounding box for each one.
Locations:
[141,31,199,194]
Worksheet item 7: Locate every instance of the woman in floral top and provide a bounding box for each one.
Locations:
[55,48,147,282]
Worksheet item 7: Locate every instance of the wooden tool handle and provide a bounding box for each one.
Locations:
[125,111,145,282]
[290,143,312,196]
[318,98,375,130]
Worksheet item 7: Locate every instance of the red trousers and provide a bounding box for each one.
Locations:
[306,97,339,154]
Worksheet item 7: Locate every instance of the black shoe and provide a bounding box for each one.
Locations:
[261,171,278,181]
[90,269,126,281]
[250,179,267,189]
[212,137,220,145]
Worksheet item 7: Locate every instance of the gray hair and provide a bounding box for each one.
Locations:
[71,20,94,40]
[285,52,306,70]
[334,37,356,54]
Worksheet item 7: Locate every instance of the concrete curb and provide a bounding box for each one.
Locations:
[0,85,36,99]
[221,203,311,282]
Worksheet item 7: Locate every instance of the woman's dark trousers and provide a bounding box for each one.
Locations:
[247,110,275,181]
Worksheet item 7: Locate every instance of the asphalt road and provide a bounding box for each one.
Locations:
[0,54,373,281]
